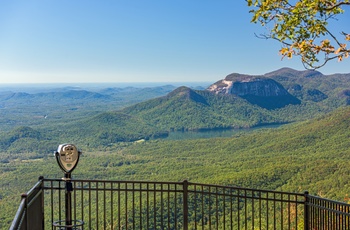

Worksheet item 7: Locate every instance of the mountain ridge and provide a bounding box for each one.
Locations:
[1,67,350,151]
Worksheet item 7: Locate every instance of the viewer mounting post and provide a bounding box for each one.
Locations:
[54,144,83,230]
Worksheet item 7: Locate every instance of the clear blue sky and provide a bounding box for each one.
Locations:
[0,0,349,83]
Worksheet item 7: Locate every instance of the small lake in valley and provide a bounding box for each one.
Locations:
[159,124,285,141]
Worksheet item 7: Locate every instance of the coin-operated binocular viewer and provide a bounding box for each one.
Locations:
[53,144,84,230]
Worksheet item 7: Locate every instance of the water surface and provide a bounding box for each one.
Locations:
[162,124,284,141]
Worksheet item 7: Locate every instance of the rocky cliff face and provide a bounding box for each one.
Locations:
[207,74,289,97]
[207,73,300,109]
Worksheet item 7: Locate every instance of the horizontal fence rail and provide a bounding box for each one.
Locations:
[10,177,350,230]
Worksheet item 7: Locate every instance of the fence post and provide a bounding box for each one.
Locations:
[183,180,189,230]
[39,176,45,230]
[21,193,28,230]
[304,191,310,230]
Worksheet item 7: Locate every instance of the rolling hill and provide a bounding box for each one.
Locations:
[0,85,177,131]
[1,68,350,151]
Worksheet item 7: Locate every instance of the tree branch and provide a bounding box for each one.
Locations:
[324,2,350,11]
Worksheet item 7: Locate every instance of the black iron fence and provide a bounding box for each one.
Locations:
[306,193,350,229]
[10,177,350,229]
[10,177,45,230]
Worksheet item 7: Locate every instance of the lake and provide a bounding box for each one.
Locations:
[159,124,284,141]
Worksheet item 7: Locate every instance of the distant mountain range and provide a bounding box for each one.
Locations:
[0,85,179,107]
[0,67,350,152]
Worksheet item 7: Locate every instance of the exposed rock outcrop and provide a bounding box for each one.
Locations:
[207,73,300,109]
[208,74,289,97]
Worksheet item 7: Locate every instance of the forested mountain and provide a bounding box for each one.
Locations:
[122,86,278,130]
[0,68,350,152]
[265,67,350,101]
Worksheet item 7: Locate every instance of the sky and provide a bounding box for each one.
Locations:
[0,0,349,84]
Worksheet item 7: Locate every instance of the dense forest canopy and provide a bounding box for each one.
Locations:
[2,107,350,228]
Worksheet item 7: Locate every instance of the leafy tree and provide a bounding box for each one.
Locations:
[247,0,350,69]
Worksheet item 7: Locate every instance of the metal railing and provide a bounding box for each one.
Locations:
[10,177,350,229]
[305,192,350,229]
[10,177,45,230]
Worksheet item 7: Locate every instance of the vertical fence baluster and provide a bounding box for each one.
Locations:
[117,182,120,230]
[208,186,211,229]
[237,189,240,229]
[259,191,262,230]
[183,180,189,230]
[80,181,84,229]
[295,195,298,230]
[215,187,218,230]
[337,203,340,230]
[153,183,156,229]
[73,181,76,227]
[244,189,247,230]
[347,205,349,229]
[146,183,149,229]
[103,182,106,230]
[111,182,114,230]
[201,184,205,229]
[140,183,143,230]
[280,194,284,229]
[174,184,178,230]
[230,188,233,230]
[273,192,276,230]
[288,194,291,230]
[223,187,226,230]
[304,191,309,230]
[251,190,254,230]
[88,181,91,230]
[58,181,62,226]
[50,180,54,230]
[194,184,197,229]
[132,182,135,230]
[266,192,269,229]
[167,183,170,230]
[124,182,129,229]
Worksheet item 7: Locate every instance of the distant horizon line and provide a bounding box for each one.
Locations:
[0,81,212,84]
[0,81,213,90]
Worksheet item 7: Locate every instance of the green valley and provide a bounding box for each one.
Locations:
[2,106,350,227]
